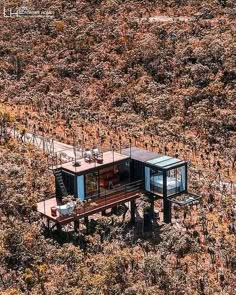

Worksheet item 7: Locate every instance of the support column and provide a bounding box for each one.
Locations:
[163,199,172,224]
[150,196,154,219]
[56,223,62,232]
[74,219,80,233]
[111,206,117,215]
[163,170,171,223]
[185,163,188,192]
[84,216,89,234]
[47,218,50,230]
[101,210,106,216]
[131,200,136,224]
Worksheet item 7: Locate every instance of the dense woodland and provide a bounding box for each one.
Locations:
[0,0,235,294]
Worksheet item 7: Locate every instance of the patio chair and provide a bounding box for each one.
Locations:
[84,150,93,163]
[56,201,75,216]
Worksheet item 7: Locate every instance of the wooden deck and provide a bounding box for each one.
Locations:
[37,181,145,225]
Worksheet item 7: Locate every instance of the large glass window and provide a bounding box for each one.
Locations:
[150,168,164,196]
[166,165,186,197]
[99,161,130,192]
[145,166,164,197]
[117,161,130,182]
[145,164,187,197]
[85,171,99,198]
[99,166,119,190]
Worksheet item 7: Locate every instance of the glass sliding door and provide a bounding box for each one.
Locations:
[166,165,186,197]
[117,161,130,183]
[145,166,164,197]
[85,171,99,199]
[150,168,164,196]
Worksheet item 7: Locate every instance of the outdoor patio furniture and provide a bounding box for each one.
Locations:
[84,150,93,163]
[51,206,57,217]
[92,148,99,156]
[56,201,75,216]
[96,157,103,164]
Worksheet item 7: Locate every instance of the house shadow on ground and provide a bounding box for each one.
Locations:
[41,210,165,251]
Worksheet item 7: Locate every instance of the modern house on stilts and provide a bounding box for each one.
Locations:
[37,146,202,232]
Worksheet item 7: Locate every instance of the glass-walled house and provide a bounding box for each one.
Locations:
[145,157,187,197]
[122,147,187,199]
[50,146,191,225]
[57,147,188,202]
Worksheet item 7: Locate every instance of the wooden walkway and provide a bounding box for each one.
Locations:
[6,127,81,161]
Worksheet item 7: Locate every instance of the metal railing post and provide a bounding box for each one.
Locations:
[105,189,106,206]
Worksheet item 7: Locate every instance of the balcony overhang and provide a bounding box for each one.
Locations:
[167,192,202,206]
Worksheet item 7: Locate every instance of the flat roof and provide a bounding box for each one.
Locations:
[168,192,202,206]
[122,147,186,170]
[122,147,163,162]
[146,156,185,169]
[59,151,129,175]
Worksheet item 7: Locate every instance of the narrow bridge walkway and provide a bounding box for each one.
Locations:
[8,127,81,161]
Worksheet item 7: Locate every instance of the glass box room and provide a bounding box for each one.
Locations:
[145,156,187,198]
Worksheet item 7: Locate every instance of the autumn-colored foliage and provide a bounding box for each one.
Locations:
[0,0,235,294]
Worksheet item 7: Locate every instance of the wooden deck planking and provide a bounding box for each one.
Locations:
[37,189,144,225]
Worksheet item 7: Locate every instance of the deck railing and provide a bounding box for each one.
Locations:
[77,179,145,218]
[84,179,144,206]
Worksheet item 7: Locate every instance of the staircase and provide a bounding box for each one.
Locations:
[54,170,68,197]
